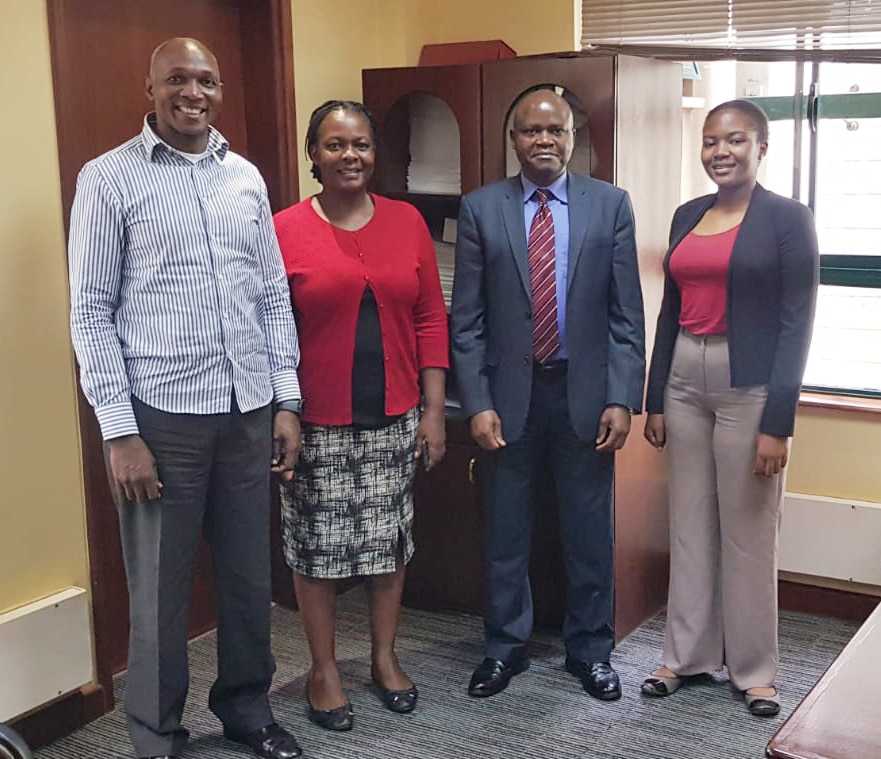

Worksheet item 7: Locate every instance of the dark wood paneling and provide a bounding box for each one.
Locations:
[480,55,617,184]
[779,580,879,623]
[405,438,484,614]
[48,0,248,231]
[363,65,483,194]
[10,684,107,751]
[239,0,299,211]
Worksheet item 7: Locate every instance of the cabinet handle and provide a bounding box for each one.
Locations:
[468,457,476,486]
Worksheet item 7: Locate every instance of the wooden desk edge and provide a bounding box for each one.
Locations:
[766,600,881,759]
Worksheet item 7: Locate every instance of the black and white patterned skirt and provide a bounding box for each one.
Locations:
[280,406,420,579]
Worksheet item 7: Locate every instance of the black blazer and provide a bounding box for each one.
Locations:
[645,184,819,437]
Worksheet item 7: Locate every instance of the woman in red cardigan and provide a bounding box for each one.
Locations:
[273,101,448,731]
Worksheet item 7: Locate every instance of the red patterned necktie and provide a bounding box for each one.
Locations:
[528,188,560,364]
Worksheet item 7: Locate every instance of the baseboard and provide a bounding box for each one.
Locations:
[779,579,879,623]
[10,683,109,751]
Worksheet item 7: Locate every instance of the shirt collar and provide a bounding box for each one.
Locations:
[521,171,569,205]
[140,113,229,162]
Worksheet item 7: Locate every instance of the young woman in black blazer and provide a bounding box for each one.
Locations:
[641,100,819,716]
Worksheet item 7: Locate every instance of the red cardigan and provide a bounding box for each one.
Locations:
[273,195,449,425]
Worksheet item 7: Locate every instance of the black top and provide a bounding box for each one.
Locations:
[352,286,400,429]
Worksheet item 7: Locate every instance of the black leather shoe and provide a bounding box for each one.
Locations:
[224,723,302,759]
[468,653,530,697]
[306,688,354,731]
[372,670,418,713]
[565,659,622,701]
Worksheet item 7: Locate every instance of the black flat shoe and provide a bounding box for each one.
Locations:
[467,652,530,698]
[224,722,302,759]
[744,687,780,717]
[565,659,622,701]
[371,670,418,713]
[306,687,354,731]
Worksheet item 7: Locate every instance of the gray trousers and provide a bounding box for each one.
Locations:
[662,331,784,691]
[114,397,275,757]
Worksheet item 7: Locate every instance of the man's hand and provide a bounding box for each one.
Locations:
[272,410,301,480]
[107,435,162,503]
[470,409,506,450]
[595,405,632,452]
[644,413,666,450]
[754,433,788,476]
[415,407,446,471]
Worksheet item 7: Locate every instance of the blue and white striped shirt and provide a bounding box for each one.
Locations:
[69,116,301,440]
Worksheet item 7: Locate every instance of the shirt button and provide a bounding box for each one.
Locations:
[364,275,369,281]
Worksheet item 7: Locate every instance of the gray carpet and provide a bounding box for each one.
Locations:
[36,592,857,759]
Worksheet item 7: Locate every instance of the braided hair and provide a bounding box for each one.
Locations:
[305,100,379,182]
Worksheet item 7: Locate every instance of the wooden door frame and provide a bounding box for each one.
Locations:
[23,1,299,745]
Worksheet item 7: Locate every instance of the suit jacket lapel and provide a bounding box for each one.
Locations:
[501,176,531,299]
[567,173,589,295]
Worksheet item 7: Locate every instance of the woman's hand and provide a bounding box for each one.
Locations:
[644,413,666,450]
[416,407,446,471]
[754,433,788,476]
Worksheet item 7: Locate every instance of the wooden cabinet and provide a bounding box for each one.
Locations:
[363,53,680,640]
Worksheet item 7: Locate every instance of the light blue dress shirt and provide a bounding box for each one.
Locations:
[521,172,570,359]
[69,116,301,440]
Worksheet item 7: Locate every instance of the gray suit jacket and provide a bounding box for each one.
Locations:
[451,173,646,443]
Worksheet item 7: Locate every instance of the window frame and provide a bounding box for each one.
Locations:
[752,71,881,398]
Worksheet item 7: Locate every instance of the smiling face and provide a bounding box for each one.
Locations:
[701,108,767,191]
[308,109,375,193]
[510,91,574,186]
[145,38,222,153]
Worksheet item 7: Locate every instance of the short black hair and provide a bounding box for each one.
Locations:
[305,100,378,183]
[706,99,770,143]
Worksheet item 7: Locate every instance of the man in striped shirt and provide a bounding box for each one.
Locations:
[69,38,303,759]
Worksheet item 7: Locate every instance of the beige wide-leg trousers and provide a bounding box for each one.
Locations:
[662,330,785,691]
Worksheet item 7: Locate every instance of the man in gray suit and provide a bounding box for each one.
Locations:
[451,89,645,701]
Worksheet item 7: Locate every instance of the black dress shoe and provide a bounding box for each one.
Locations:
[224,723,302,759]
[371,670,418,713]
[468,654,530,697]
[565,659,622,701]
[306,687,354,731]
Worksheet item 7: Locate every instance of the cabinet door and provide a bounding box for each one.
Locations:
[406,438,484,615]
[362,64,483,195]
[480,56,617,185]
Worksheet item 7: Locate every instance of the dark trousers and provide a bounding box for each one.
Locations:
[114,397,275,757]
[481,366,615,663]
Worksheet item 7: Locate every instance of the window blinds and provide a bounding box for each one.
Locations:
[581,0,881,51]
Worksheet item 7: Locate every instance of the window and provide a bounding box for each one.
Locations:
[580,1,881,395]
[753,63,881,395]
[681,60,881,396]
